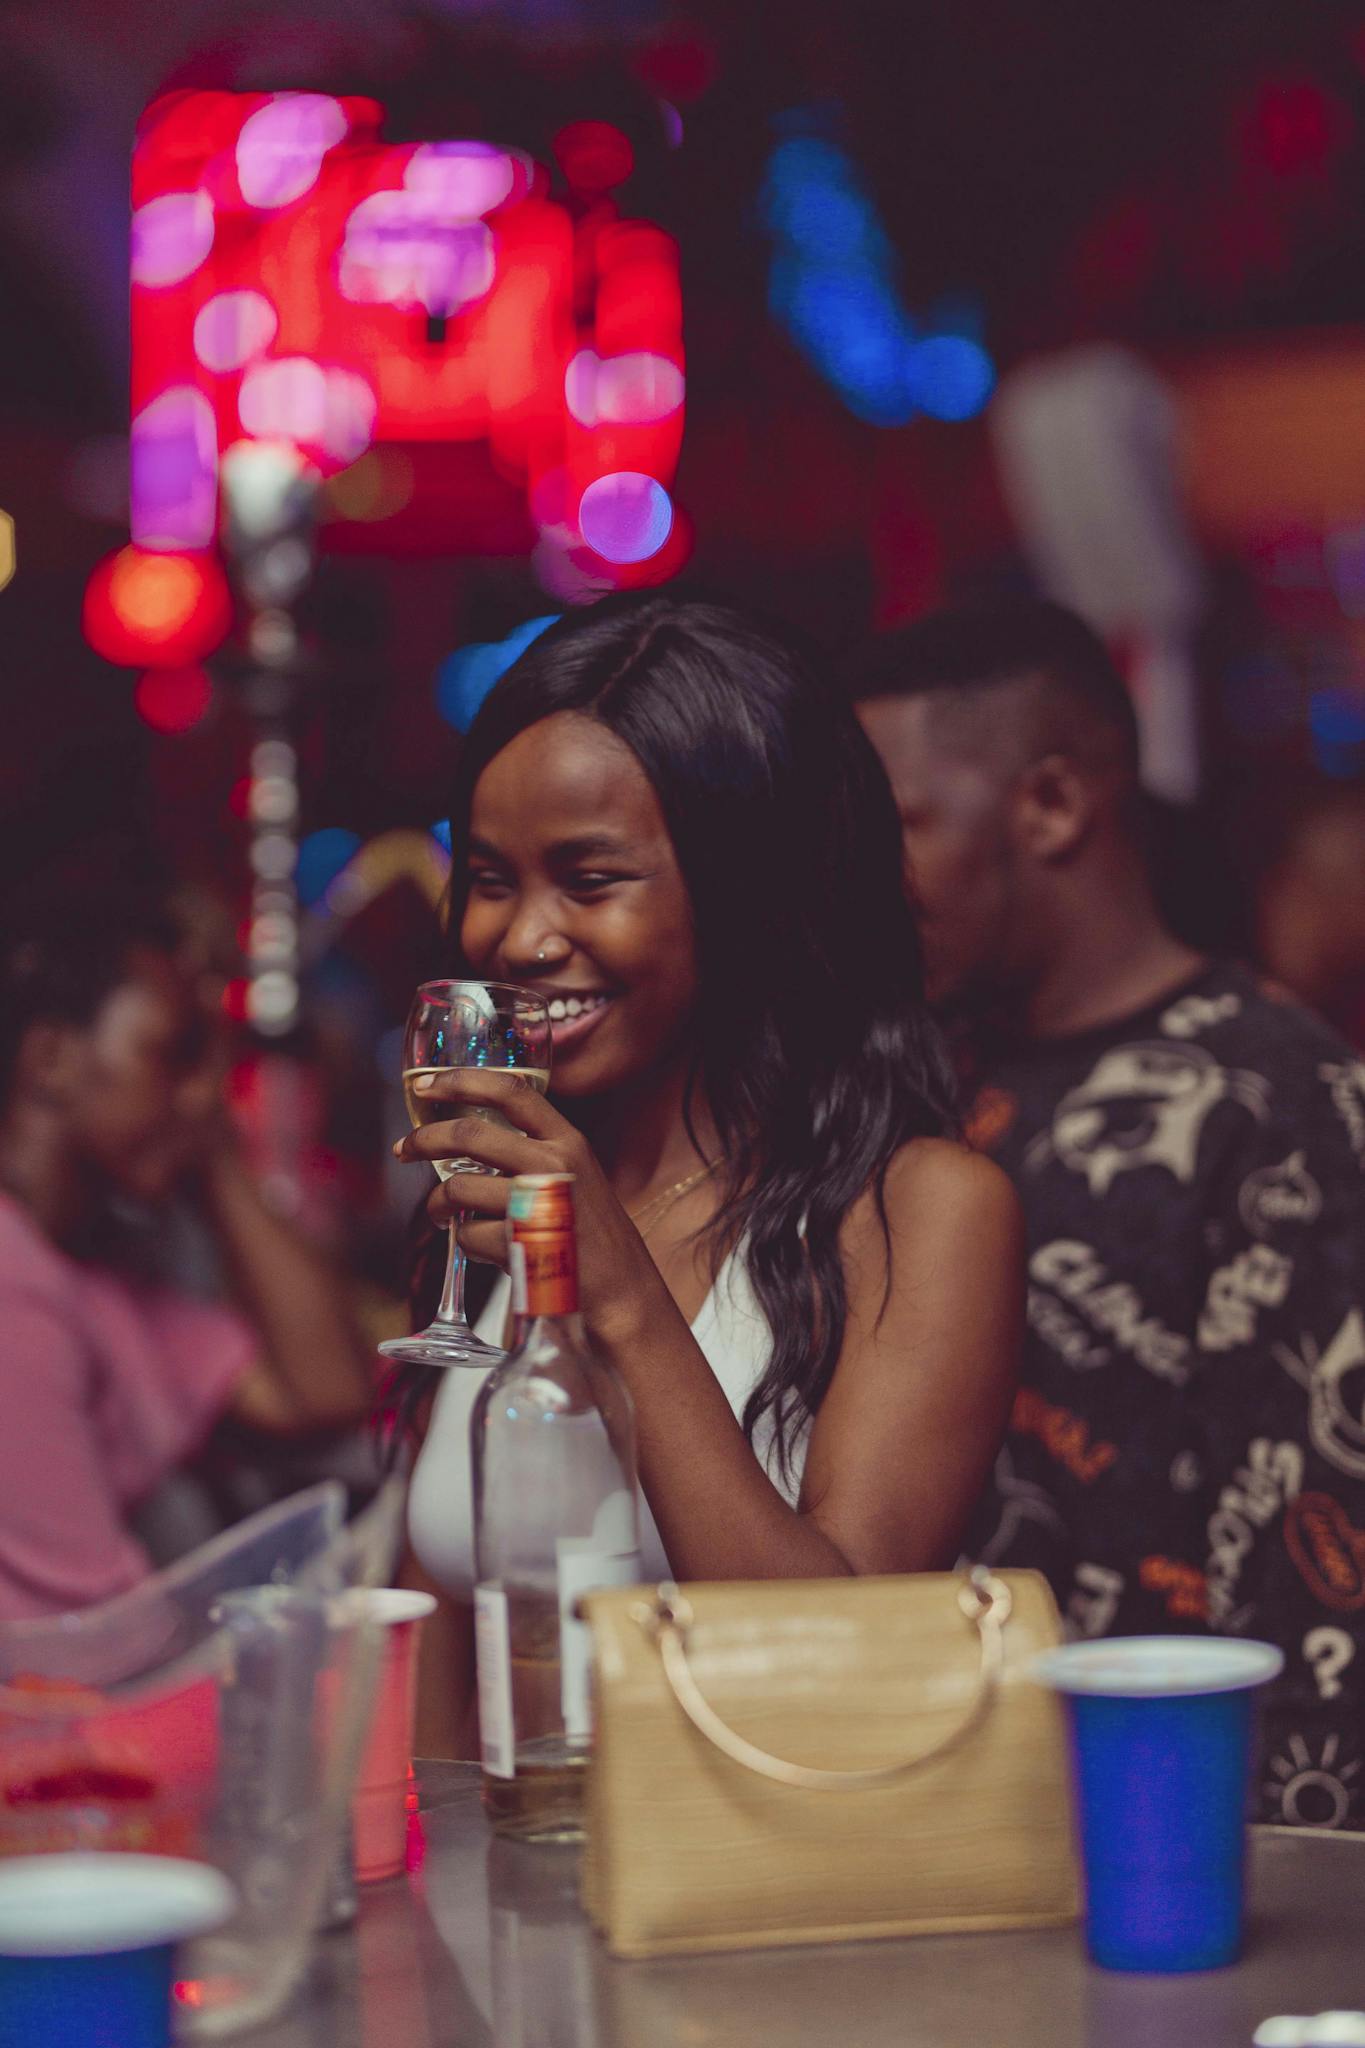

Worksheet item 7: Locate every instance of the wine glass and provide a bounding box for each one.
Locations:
[379,981,552,1369]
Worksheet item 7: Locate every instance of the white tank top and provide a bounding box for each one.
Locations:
[407,1247,804,1595]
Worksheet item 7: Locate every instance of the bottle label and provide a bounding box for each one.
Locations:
[508,1240,528,1318]
[474,1584,515,1780]
[507,1176,580,1317]
[556,1540,644,1740]
[518,1235,579,1318]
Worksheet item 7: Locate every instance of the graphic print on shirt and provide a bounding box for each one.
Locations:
[1160,990,1243,1039]
[1304,1625,1356,1701]
[1264,1731,1361,1829]
[1030,1239,1190,1383]
[1139,1555,1208,1619]
[970,965,1365,1826]
[1170,1448,1204,1493]
[1205,1437,1303,1627]
[1011,1386,1119,1483]
[970,1444,1067,1564]
[1025,1042,1268,1198]
[1276,1309,1365,1480]
[1284,1492,1365,1612]
[1067,1561,1124,1638]
[1198,1245,1294,1352]
[964,1085,1018,1152]
[1320,1060,1365,1162]
[1238,1151,1322,1238]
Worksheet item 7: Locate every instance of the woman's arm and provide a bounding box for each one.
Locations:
[197,1152,374,1433]
[792,1140,1022,1573]
[398,1075,1022,1580]
[610,1139,1021,1579]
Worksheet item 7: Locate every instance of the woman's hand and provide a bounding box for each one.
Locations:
[392,1072,675,1346]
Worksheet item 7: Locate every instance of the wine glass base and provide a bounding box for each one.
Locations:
[377,1325,505,1369]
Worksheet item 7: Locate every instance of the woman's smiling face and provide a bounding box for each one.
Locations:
[459,712,699,1097]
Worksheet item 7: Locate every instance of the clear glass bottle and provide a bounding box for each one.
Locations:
[471,1173,640,1842]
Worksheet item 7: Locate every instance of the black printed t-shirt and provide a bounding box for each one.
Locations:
[964,960,1365,1829]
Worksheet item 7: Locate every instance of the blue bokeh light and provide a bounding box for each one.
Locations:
[911,334,996,421]
[297,827,361,906]
[762,118,995,428]
[771,260,920,426]
[1310,690,1365,779]
[760,139,892,271]
[435,614,560,732]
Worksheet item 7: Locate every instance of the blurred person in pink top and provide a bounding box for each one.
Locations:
[0,884,375,1620]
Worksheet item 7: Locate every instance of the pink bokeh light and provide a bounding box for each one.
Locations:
[406,142,517,219]
[236,94,349,210]
[238,358,376,468]
[193,290,278,373]
[578,471,674,565]
[130,387,219,549]
[565,349,684,427]
[339,192,495,317]
[131,191,214,288]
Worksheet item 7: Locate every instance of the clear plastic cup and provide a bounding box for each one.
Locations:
[0,1477,406,2036]
[1032,1636,1284,1972]
[0,1853,233,2048]
[0,1485,348,1867]
[347,1590,436,1884]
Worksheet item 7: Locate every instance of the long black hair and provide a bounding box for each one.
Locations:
[423,590,957,1469]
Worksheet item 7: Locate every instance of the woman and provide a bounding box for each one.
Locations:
[404,592,1022,1622]
[0,883,374,1619]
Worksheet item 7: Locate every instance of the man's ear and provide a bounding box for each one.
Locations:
[12,1019,84,1111]
[1012,752,1097,863]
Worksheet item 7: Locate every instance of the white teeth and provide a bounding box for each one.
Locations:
[547,993,610,1028]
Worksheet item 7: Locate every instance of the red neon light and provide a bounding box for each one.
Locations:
[115,89,684,593]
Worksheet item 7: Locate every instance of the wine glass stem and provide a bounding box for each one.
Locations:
[434,1218,471,1330]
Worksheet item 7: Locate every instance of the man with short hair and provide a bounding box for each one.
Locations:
[855,598,1365,1830]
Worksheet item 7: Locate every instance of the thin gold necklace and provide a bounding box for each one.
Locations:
[627,1161,719,1241]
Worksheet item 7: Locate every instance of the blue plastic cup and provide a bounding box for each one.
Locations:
[1032,1636,1284,1973]
[0,1853,235,2048]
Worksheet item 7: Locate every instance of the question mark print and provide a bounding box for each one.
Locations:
[1305,1626,1356,1701]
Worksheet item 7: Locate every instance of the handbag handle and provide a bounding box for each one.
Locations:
[630,1567,1013,1792]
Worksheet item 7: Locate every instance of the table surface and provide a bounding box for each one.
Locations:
[250,1762,1365,2048]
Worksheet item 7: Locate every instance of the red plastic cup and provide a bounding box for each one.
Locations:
[350,1591,436,1883]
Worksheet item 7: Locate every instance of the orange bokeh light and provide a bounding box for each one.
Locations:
[109,551,202,640]
[84,544,231,668]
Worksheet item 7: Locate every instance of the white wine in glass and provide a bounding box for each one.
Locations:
[402,1067,551,1179]
[380,981,552,1368]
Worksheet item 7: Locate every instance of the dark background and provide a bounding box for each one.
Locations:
[6,0,1365,1291]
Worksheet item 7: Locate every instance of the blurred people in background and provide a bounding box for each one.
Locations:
[854,597,1365,1829]
[0,885,375,1620]
[1254,783,1365,1048]
[400,592,1021,1754]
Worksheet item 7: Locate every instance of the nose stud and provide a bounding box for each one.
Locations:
[536,947,549,962]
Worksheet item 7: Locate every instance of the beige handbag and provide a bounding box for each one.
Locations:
[580,1567,1079,1958]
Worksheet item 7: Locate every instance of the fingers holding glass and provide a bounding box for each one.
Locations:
[378,981,552,1370]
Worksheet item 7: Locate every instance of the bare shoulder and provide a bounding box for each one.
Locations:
[839,1146,1019,1318]
[850,1136,1019,1240]
[829,1139,1023,1395]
